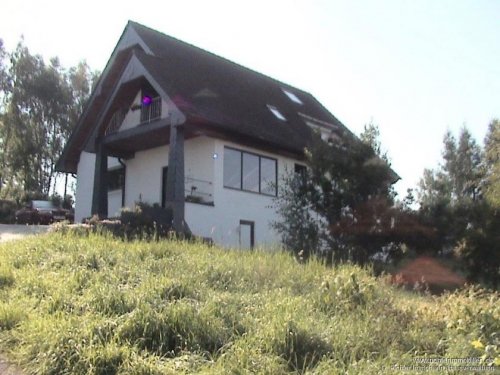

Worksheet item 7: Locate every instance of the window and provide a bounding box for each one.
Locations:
[108,167,125,191]
[294,163,307,175]
[261,157,277,195]
[242,153,259,192]
[282,88,303,105]
[267,105,286,121]
[223,148,242,189]
[223,147,277,196]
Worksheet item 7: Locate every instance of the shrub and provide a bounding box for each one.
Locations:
[0,199,18,224]
[119,203,173,240]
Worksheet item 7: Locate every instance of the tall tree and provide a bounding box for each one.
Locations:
[418,127,484,235]
[59,60,96,198]
[483,119,500,207]
[273,125,396,263]
[0,40,95,201]
[417,125,499,287]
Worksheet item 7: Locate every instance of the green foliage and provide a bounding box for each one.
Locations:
[119,202,174,240]
[484,119,500,207]
[417,123,500,287]
[0,265,14,289]
[0,199,18,223]
[0,232,498,373]
[0,39,95,201]
[273,124,405,264]
[271,171,323,259]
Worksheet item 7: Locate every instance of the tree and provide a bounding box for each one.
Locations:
[417,124,499,288]
[483,119,500,207]
[60,60,96,198]
[0,40,95,202]
[271,170,323,260]
[273,124,398,264]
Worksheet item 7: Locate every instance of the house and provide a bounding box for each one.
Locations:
[56,21,358,249]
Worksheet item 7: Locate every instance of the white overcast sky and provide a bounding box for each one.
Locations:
[1,0,499,198]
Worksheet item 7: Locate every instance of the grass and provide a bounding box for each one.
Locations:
[0,231,498,374]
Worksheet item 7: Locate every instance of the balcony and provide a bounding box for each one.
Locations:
[104,97,162,137]
[185,176,214,205]
[140,96,161,123]
[105,109,125,136]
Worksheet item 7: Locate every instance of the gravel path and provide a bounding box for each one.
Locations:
[0,224,49,243]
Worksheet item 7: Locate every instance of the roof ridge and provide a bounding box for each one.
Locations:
[127,20,313,97]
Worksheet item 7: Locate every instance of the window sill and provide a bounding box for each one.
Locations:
[223,186,276,198]
[185,199,214,207]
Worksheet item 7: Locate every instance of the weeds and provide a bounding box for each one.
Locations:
[0,232,498,373]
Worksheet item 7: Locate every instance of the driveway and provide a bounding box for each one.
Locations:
[0,224,50,243]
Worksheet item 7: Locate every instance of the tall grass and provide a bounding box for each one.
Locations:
[0,231,498,374]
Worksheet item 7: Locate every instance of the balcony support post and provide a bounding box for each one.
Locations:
[91,139,108,218]
[165,116,190,234]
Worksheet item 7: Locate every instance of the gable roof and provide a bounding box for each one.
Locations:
[57,21,374,176]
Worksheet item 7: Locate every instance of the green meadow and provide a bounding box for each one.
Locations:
[0,232,498,374]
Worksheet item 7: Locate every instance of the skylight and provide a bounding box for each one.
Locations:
[282,88,303,105]
[267,105,286,121]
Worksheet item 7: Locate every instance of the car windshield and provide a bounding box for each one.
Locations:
[32,200,57,209]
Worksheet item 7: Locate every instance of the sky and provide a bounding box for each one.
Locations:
[1,0,499,198]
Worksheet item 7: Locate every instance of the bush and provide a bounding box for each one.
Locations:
[119,203,173,240]
[0,199,18,224]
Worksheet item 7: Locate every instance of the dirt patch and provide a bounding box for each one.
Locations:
[0,355,23,375]
[392,256,466,293]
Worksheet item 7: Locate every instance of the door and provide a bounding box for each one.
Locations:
[239,220,255,249]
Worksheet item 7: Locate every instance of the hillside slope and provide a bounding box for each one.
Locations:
[0,233,498,374]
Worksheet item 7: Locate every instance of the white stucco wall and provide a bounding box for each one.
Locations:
[74,151,96,223]
[120,91,142,131]
[75,136,301,248]
[123,136,216,207]
[108,190,122,217]
[207,139,298,248]
[123,145,169,206]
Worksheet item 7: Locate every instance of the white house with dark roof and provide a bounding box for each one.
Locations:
[56,21,362,248]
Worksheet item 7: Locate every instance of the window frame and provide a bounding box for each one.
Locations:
[267,104,287,121]
[223,146,278,196]
[282,88,303,105]
[107,166,126,192]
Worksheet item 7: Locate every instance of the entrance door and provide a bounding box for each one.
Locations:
[161,166,168,208]
[239,220,255,249]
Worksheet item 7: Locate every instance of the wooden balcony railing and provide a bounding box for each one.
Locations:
[140,96,162,123]
[105,109,125,135]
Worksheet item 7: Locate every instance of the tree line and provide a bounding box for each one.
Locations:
[0,38,96,203]
[273,120,499,288]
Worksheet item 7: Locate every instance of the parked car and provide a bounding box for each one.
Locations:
[15,200,74,225]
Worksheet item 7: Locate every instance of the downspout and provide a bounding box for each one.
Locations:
[118,158,126,207]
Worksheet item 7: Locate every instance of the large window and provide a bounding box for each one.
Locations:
[223,147,277,196]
